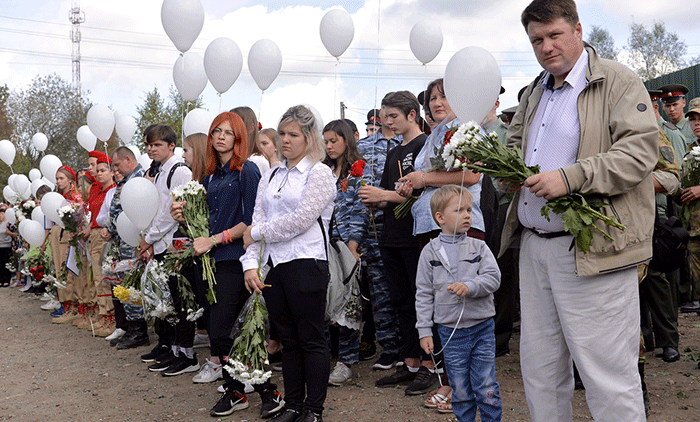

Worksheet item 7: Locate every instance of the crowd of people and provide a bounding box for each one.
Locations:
[3,1,700,421]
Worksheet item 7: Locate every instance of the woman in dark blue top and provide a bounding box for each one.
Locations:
[172,111,283,418]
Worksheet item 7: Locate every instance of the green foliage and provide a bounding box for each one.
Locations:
[676,391,689,399]
[135,86,205,147]
[626,22,689,80]
[587,25,618,61]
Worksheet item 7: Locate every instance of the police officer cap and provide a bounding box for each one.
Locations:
[365,109,381,126]
[647,89,663,102]
[685,97,700,118]
[659,84,689,102]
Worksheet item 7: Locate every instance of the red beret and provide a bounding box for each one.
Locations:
[88,150,107,161]
[97,155,112,166]
[58,165,76,181]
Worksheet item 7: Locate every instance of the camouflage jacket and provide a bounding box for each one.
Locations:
[654,129,680,214]
[107,164,145,258]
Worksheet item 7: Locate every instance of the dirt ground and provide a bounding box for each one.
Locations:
[1,286,699,422]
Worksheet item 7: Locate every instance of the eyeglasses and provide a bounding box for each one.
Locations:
[211,128,235,137]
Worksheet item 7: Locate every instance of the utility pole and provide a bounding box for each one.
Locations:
[340,101,346,119]
[69,0,85,92]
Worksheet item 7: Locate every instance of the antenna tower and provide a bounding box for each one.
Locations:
[69,1,85,91]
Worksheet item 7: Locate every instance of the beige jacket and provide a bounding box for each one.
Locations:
[500,45,659,276]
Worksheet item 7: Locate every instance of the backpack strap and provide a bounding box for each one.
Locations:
[166,161,188,190]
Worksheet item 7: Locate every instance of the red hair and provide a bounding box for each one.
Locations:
[205,112,248,174]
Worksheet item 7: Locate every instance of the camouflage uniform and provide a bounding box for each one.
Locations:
[682,137,700,304]
[355,131,401,358]
[640,129,681,352]
[107,163,145,320]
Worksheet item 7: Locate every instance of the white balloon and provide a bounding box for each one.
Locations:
[319,9,354,58]
[183,108,213,137]
[39,154,62,184]
[18,219,29,239]
[116,115,137,144]
[444,46,502,124]
[30,179,47,197]
[40,177,55,191]
[22,220,45,247]
[116,213,141,247]
[13,174,30,196]
[21,185,31,201]
[113,109,126,121]
[204,37,243,94]
[137,153,153,170]
[161,0,204,53]
[28,168,42,182]
[77,125,98,152]
[32,132,49,152]
[409,21,443,65]
[127,145,141,158]
[248,39,282,92]
[31,207,45,224]
[40,192,67,225]
[173,51,208,102]
[5,208,15,225]
[7,174,18,192]
[87,104,115,142]
[0,139,16,166]
[120,178,160,230]
[3,186,18,204]
[174,147,184,158]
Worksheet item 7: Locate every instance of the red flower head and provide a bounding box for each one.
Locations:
[444,127,458,144]
[350,160,366,178]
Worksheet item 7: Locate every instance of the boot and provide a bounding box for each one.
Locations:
[639,362,649,417]
[72,304,89,328]
[116,320,150,350]
[75,305,98,329]
[93,314,115,337]
[53,301,79,324]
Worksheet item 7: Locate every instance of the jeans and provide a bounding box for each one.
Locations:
[438,320,501,422]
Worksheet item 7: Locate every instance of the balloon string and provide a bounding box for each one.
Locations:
[103,141,109,159]
[259,91,264,124]
[218,93,222,114]
[373,0,381,114]
[334,60,338,119]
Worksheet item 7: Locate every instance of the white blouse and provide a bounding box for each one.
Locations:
[240,156,335,271]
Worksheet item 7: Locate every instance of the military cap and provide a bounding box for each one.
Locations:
[659,84,689,102]
[365,109,381,126]
[647,89,663,102]
[685,97,700,117]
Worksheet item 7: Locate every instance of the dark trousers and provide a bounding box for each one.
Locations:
[264,259,330,414]
[153,253,196,349]
[112,296,127,329]
[0,247,12,283]
[380,246,422,360]
[640,268,679,349]
[493,204,519,355]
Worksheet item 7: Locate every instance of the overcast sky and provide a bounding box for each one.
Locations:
[1,0,698,142]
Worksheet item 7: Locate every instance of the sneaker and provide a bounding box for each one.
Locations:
[50,305,65,317]
[39,293,53,301]
[162,354,200,376]
[359,341,377,361]
[269,408,301,422]
[52,308,79,324]
[192,359,223,383]
[148,352,179,372]
[375,364,416,387]
[106,328,126,341]
[297,409,323,422]
[193,333,210,349]
[372,353,400,370]
[328,362,352,386]
[141,344,170,363]
[209,388,249,417]
[41,298,61,311]
[260,390,285,418]
[405,366,438,395]
[680,300,700,313]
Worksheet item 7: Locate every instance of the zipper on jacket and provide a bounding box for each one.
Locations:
[607,197,622,224]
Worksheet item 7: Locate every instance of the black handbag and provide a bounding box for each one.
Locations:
[648,214,689,272]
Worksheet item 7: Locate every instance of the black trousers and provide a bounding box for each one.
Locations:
[264,259,329,414]
[153,253,195,349]
[379,246,423,360]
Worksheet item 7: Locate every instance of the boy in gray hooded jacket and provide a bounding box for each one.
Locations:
[415,185,502,422]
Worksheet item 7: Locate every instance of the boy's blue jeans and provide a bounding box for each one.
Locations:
[438,319,502,422]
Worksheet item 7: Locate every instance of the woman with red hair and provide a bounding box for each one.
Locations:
[172,111,283,418]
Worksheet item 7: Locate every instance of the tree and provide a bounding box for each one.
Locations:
[0,84,13,141]
[5,74,92,171]
[626,21,688,80]
[135,86,204,147]
[587,25,618,61]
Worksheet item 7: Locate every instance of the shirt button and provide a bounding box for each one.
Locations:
[524,202,527,205]
[542,123,545,127]
[550,98,554,102]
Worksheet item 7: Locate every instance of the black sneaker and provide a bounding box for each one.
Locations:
[260,390,285,418]
[269,408,301,422]
[297,409,323,422]
[148,352,178,372]
[210,388,249,417]
[162,354,200,376]
[359,341,377,361]
[141,344,170,363]
[404,366,437,395]
[372,353,400,370]
[375,364,415,387]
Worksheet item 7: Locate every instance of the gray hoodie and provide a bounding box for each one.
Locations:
[415,233,500,339]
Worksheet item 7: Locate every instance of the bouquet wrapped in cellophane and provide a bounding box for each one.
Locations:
[172,181,217,304]
[437,121,625,253]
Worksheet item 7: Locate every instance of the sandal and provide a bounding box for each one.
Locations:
[424,390,449,409]
[436,397,453,414]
